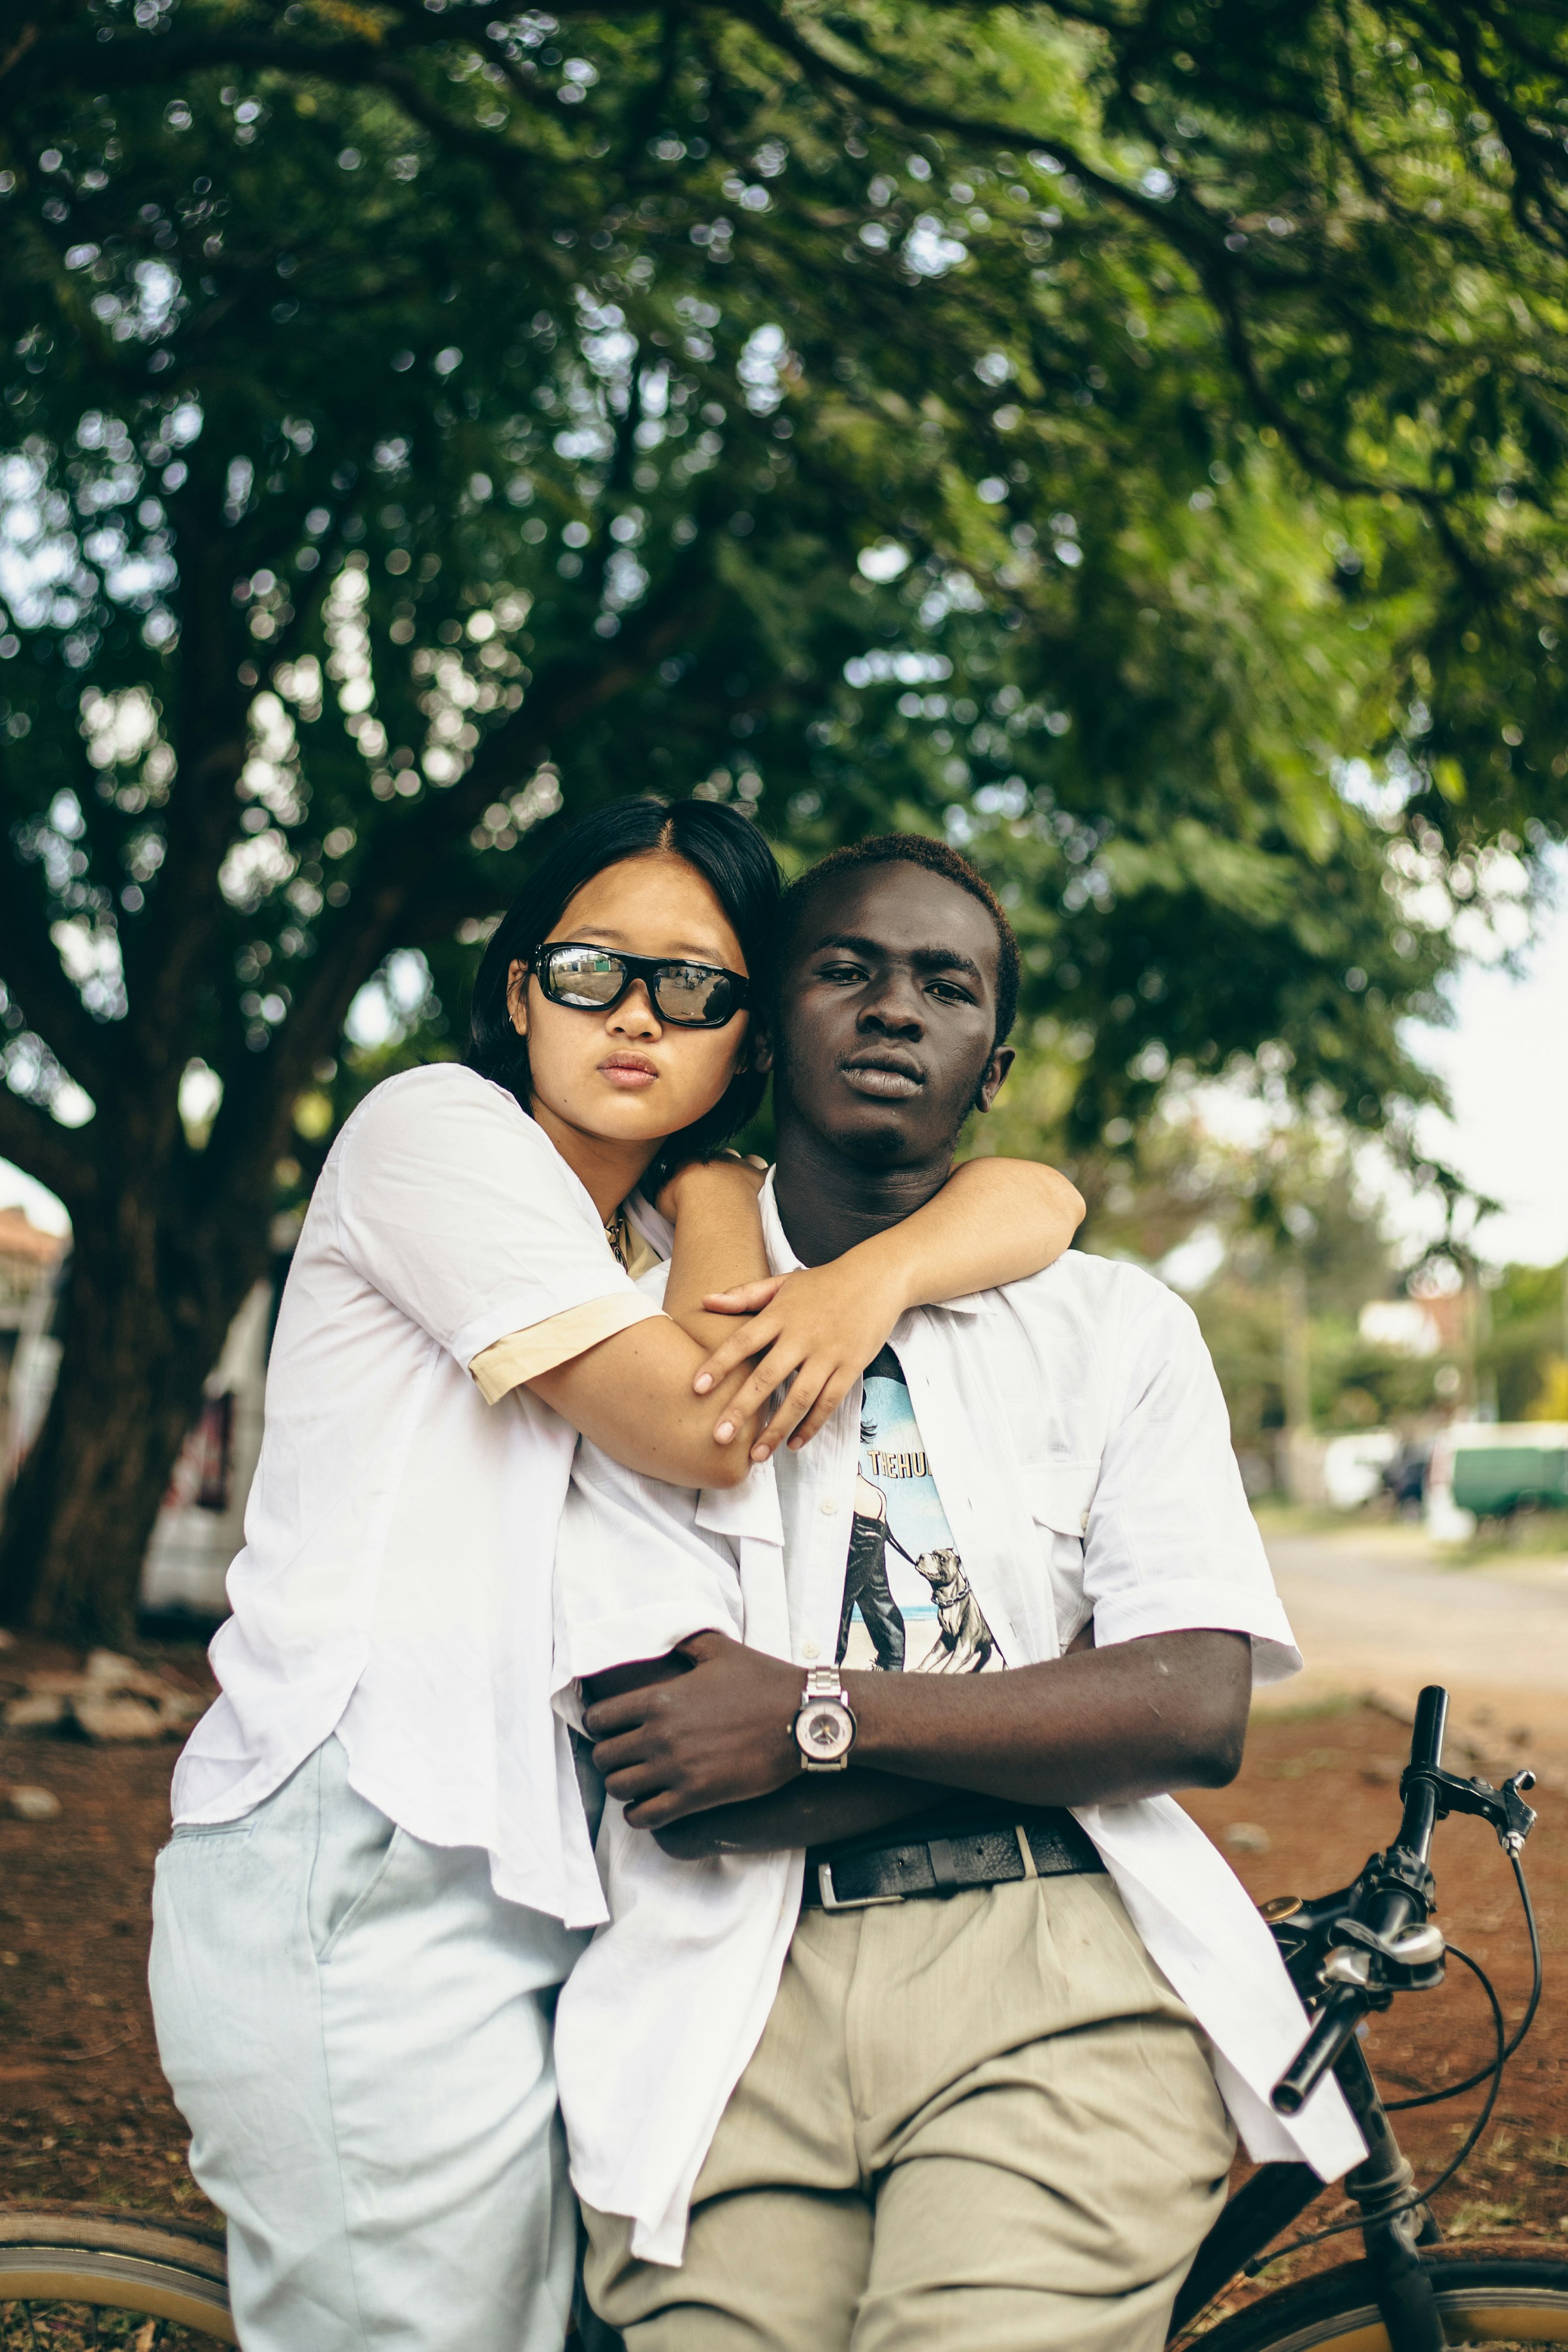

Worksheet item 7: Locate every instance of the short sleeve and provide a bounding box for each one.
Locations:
[1084,1281,1301,1682]
[471,1294,661,1402]
[334,1066,649,1371]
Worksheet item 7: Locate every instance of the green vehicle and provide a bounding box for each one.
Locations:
[1433,1422,1568,1522]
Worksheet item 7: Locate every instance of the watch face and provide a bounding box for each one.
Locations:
[797,1699,853,1761]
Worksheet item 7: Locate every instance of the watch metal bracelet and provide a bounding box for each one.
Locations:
[793,1664,857,1772]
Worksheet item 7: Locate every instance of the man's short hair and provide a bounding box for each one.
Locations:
[778,834,1021,1047]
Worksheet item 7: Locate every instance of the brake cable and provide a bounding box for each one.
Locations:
[1384,1853,1541,2108]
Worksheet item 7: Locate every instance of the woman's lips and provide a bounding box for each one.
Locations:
[841,1060,923,1098]
[600,1056,660,1090]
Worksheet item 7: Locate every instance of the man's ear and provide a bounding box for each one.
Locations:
[972,1045,1015,1115]
[746,1022,774,1078]
[506,958,529,1039]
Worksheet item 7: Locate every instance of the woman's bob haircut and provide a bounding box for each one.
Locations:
[466,796,781,1190]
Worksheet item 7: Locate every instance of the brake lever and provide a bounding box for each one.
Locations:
[1399,1762,1538,1858]
[1321,1915,1446,1996]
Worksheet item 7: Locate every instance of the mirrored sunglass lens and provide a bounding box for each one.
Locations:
[545,948,627,1005]
[653,966,735,1024]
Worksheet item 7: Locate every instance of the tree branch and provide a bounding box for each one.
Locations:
[719,0,1222,249]
[1202,270,1482,555]
[1,29,389,99]
[3,25,546,221]
[210,563,720,1181]
[0,849,114,1099]
[0,1084,96,1211]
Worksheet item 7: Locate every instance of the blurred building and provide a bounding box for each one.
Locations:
[2,1217,295,1624]
[0,1207,68,1479]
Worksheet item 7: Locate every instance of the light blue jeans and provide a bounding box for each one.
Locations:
[149,1735,587,2351]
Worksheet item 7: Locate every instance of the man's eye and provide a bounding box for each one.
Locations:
[929,980,974,1004]
[817,962,867,984]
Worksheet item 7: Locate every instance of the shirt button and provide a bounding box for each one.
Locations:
[1080,1511,1090,1531]
[819,1497,840,1516]
[802,1641,821,1661]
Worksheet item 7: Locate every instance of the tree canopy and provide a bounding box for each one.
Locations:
[3,0,1567,1633]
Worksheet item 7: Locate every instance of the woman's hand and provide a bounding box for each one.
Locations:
[694,1260,911,1463]
[691,1155,1085,1459]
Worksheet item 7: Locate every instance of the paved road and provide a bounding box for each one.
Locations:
[1256,1517,1568,1772]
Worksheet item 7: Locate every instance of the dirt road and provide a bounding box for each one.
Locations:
[1257,1512,1568,1775]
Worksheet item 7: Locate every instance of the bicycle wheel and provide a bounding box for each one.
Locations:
[0,2210,233,2345]
[1186,2249,1568,2349]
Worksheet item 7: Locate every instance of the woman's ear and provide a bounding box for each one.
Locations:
[506,959,530,1039]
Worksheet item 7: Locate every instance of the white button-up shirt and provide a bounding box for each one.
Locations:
[758,1177,1362,2186]
[553,1177,1362,2266]
[172,1064,659,1930]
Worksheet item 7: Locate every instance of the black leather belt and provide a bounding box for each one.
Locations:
[802,1808,1105,1912]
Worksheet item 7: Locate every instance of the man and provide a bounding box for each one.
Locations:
[577,836,1361,2351]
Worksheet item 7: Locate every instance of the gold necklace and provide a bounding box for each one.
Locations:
[604,1209,630,1269]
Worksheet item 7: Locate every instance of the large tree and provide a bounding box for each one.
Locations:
[1,0,1565,1639]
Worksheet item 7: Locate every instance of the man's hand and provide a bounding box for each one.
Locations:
[584,1629,802,1830]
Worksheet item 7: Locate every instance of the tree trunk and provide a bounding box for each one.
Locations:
[0,1207,265,1647]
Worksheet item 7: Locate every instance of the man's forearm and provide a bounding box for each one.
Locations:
[589,1627,1252,1839]
[840,1631,1251,1810]
[655,1769,934,1859]
[653,1622,1105,1858]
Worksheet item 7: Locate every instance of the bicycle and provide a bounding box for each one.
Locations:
[1168,1681,1558,2349]
[0,2208,232,2344]
[0,1683,1556,2348]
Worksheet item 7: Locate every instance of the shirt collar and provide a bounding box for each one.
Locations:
[760,1166,987,1314]
[759,1169,800,1277]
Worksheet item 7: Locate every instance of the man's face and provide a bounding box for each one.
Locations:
[773,863,1014,1165]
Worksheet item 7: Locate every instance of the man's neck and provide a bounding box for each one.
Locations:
[772,1112,953,1266]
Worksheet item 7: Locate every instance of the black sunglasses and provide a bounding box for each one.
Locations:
[532,941,750,1029]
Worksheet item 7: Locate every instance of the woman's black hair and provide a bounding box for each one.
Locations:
[466,796,781,1191]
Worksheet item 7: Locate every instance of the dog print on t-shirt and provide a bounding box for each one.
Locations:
[841,1345,1003,1674]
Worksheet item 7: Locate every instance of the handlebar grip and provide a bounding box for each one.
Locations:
[1409,1685,1448,1776]
[1272,1985,1365,2115]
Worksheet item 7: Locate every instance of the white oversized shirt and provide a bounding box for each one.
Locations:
[551,1325,803,2272]
[171,1063,660,1928]
[552,1175,1363,2264]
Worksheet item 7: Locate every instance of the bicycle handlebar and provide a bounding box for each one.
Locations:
[1271,1685,1449,2117]
[1272,1985,1369,2115]
[1407,1683,1448,1782]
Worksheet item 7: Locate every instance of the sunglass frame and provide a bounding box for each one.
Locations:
[531,941,751,1028]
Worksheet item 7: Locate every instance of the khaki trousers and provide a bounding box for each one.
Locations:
[583,1870,1235,2352]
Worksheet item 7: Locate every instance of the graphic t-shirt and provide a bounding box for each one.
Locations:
[840,1345,1004,1675]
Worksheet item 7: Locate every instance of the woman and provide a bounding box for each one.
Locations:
[151,797,1083,2352]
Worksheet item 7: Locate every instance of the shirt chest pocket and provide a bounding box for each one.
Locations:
[1022,1459,1100,1540]
[1021,1459,1101,1652]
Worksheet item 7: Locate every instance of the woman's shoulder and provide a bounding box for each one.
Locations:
[335,1062,554,1169]
[342,1060,524,1128]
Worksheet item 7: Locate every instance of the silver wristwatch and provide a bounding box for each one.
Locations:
[791,1666,857,1772]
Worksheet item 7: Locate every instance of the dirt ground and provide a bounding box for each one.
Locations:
[1,1636,1563,2329]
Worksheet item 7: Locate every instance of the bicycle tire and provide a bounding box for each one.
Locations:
[0,2208,234,2342]
[1184,2249,1568,2349]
